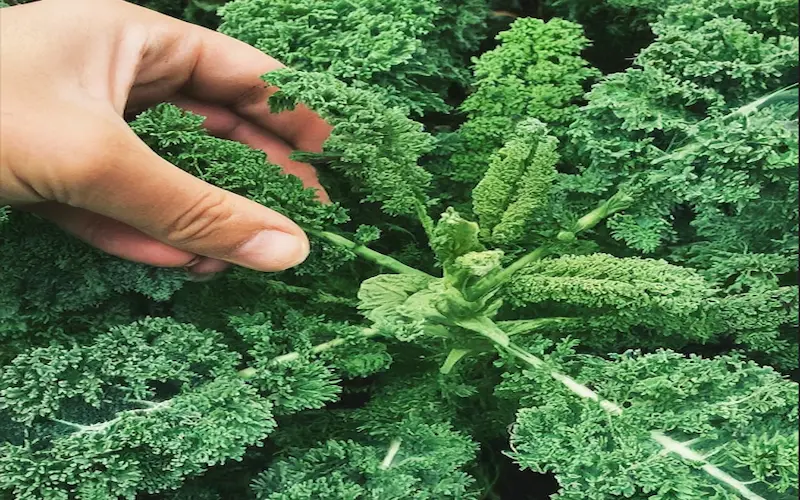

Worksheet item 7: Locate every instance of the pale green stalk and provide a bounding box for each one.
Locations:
[379,438,403,470]
[54,330,382,436]
[238,327,381,379]
[309,229,433,277]
[466,246,550,300]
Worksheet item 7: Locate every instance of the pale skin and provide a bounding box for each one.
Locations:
[0,0,333,276]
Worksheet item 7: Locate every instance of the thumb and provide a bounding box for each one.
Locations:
[58,113,310,272]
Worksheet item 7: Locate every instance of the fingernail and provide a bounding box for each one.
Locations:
[233,230,309,271]
[184,255,203,267]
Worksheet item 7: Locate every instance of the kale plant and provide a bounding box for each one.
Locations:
[217,0,489,117]
[1,0,797,499]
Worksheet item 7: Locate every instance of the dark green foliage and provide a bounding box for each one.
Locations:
[218,0,489,117]
[664,105,799,290]
[564,0,799,263]
[501,348,799,499]
[0,211,187,360]
[263,68,436,218]
[712,286,799,370]
[231,311,390,414]
[1,0,797,499]
[542,0,680,71]
[251,419,480,499]
[159,483,222,500]
[446,17,599,185]
[0,318,276,499]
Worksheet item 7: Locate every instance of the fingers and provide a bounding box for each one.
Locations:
[186,257,231,275]
[174,18,333,153]
[28,202,232,275]
[59,110,310,273]
[169,97,330,201]
[114,0,334,201]
[29,202,198,267]
[117,0,332,153]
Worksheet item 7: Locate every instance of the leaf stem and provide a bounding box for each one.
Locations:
[467,246,550,300]
[380,438,403,470]
[310,229,433,277]
[467,191,633,300]
[653,84,798,165]
[238,328,381,380]
[463,316,766,500]
[497,317,577,336]
[55,399,174,436]
[440,348,472,374]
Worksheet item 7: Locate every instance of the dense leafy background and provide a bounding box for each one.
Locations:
[1,0,797,499]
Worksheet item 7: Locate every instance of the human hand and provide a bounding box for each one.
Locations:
[0,0,332,275]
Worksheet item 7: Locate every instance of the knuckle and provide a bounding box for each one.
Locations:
[165,190,235,247]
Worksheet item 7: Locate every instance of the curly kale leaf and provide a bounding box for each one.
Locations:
[1,376,274,500]
[659,0,799,43]
[129,102,347,231]
[0,211,187,357]
[448,17,599,184]
[713,286,799,370]
[543,0,679,65]
[665,104,799,289]
[504,254,720,350]
[230,311,390,414]
[563,0,798,267]
[471,118,559,246]
[130,101,355,277]
[250,418,480,500]
[639,15,798,104]
[0,318,276,499]
[502,349,798,499]
[262,68,435,218]
[218,0,489,116]
[0,317,240,425]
